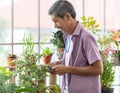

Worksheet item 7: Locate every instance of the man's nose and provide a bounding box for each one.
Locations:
[55,24,59,28]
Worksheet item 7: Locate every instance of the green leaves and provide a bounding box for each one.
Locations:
[23,31,34,55]
[0,67,17,93]
[41,47,53,56]
[49,84,61,93]
[81,16,99,34]
[50,30,65,48]
[100,52,115,89]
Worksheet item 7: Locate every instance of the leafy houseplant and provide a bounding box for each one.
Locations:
[15,32,60,93]
[98,32,116,93]
[50,30,65,49]
[100,48,115,93]
[0,67,17,93]
[50,30,65,60]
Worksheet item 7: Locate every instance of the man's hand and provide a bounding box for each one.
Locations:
[47,61,62,74]
[48,61,62,67]
[52,65,67,75]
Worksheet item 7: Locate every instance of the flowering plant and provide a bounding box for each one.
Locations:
[111,29,120,62]
[100,46,116,89]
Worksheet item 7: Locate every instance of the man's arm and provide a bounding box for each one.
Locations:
[67,60,103,76]
[52,60,103,76]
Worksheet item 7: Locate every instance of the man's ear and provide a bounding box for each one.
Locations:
[63,13,71,21]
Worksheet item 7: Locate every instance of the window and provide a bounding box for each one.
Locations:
[0,0,39,66]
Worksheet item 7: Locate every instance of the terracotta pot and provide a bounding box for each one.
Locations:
[7,54,17,71]
[43,54,52,64]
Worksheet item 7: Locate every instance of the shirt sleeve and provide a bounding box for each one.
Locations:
[83,35,101,65]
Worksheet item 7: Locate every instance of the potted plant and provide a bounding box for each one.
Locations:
[100,48,116,93]
[7,54,17,71]
[41,47,53,64]
[50,30,65,60]
[98,32,116,93]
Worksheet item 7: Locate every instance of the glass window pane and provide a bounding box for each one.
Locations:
[14,0,38,43]
[0,0,11,43]
[14,28,38,43]
[40,28,55,43]
[106,0,119,30]
[85,0,104,30]
[14,44,38,56]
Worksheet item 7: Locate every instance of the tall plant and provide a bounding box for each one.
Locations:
[15,31,60,93]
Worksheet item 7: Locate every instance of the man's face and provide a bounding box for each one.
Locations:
[51,14,69,33]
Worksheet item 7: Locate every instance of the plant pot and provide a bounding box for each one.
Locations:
[102,88,114,93]
[43,54,52,64]
[7,54,17,71]
[57,48,64,60]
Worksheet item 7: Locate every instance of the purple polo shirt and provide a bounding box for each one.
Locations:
[62,22,102,93]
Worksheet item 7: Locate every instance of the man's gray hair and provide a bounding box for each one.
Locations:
[48,0,76,19]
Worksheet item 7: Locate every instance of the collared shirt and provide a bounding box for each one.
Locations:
[62,22,101,93]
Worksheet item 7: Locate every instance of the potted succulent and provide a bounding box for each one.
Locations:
[50,30,65,60]
[41,47,53,64]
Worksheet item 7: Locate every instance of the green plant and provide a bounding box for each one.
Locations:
[50,30,65,48]
[15,31,60,93]
[15,32,47,92]
[111,29,120,63]
[23,31,34,55]
[81,16,99,34]
[0,67,17,93]
[48,84,61,93]
[41,47,53,57]
[100,50,115,89]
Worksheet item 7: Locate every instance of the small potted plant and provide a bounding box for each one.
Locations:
[41,47,53,64]
[50,30,65,60]
[7,54,17,71]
